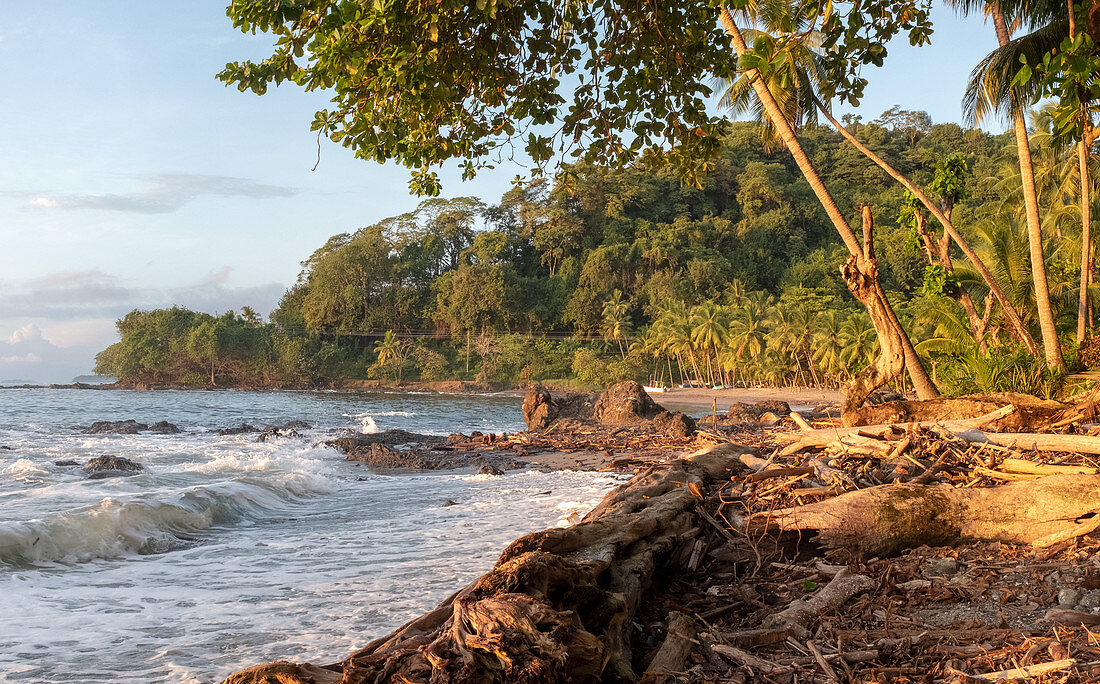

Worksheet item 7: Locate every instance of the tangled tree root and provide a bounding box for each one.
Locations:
[222,445,753,684]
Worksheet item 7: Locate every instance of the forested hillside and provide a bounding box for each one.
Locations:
[95,113,1088,396]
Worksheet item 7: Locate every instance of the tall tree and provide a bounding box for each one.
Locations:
[960,0,1066,368]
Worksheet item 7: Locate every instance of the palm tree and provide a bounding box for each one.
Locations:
[729,296,770,382]
[690,301,731,386]
[716,6,938,400]
[811,311,846,385]
[959,0,1066,369]
[373,330,405,383]
[601,290,631,359]
[839,312,879,376]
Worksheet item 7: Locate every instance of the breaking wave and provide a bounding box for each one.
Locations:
[0,475,330,565]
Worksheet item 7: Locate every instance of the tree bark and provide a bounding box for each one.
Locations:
[992,5,1066,369]
[1079,135,1093,344]
[754,473,1100,556]
[221,445,752,684]
[813,95,1040,354]
[839,208,907,415]
[719,8,937,400]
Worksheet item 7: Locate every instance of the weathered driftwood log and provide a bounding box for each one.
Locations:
[842,392,1079,430]
[221,444,753,684]
[754,474,1100,556]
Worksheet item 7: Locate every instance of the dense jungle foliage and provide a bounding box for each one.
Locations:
[94,114,1095,396]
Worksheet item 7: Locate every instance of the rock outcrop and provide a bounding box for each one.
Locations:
[591,381,662,425]
[82,420,181,435]
[83,455,144,478]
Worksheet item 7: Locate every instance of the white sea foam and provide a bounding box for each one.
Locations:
[0,388,612,683]
[3,458,48,478]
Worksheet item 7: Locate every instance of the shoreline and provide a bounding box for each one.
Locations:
[0,381,841,410]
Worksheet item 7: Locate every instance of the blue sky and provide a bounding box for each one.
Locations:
[0,2,1002,382]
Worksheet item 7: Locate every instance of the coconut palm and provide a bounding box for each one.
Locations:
[716,5,939,399]
[958,0,1067,368]
[690,301,731,386]
[601,290,631,359]
[811,311,846,384]
[838,312,879,375]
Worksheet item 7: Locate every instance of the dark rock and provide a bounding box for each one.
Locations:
[84,455,143,478]
[148,421,181,434]
[592,381,663,425]
[442,499,458,507]
[0,445,11,451]
[470,431,484,439]
[54,459,79,466]
[653,411,696,438]
[522,385,559,429]
[477,464,505,476]
[725,400,792,423]
[255,426,301,442]
[216,423,260,435]
[281,420,312,430]
[328,430,447,453]
[83,420,148,435]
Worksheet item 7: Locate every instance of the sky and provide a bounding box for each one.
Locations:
[0,2,1005,383]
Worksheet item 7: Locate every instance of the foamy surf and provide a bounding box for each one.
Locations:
[0,388,616,683]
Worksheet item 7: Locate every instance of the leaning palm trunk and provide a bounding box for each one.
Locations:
[991,5,1065,369]
[1078,132,1093,343]
[813,95,1039,354]
[719,7,938,402]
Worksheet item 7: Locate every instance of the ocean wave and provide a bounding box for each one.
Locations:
[3,458,49,478]
[0,475,330,566]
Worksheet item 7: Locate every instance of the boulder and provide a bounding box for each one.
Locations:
[83,420,147,435]
[216,422,260,435]
[82,419,180,435]
[477,463,505,476]
[591,381,663,425]
[83,455,143,478]
[521,385,558,429]
[653,410,697,438]
[725,400,791,423]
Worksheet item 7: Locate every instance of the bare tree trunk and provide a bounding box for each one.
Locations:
[719,7,937,400]
[991,5,1065,370]
[840,208,907,416]
[813,96,1040,355]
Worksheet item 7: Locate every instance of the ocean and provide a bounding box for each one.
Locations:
[0,389,620,682]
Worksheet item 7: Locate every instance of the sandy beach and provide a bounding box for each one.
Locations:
[648,385,843,414]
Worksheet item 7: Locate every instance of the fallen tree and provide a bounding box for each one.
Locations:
[754,473,1100,556]
[222,445,754,684]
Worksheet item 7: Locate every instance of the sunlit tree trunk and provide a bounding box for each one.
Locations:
[991,5,1065,369]
[814,97,1039,354]
[720,7,938,400]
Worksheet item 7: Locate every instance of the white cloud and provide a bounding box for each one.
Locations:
[24,172,299,215]
[0,352,40,365]
[40,318,117,349]
[8,323,43,344]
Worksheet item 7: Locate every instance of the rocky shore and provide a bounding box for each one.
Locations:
[219,385,1100,683]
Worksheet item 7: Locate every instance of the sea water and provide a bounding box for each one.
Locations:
[0,389,620,682]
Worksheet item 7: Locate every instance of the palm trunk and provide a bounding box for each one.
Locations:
[1079,136,1093,343]
[814,96,1039,355]
[719,7,938,400]
[991,5,1065,370]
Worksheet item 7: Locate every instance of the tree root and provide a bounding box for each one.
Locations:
[222,445,751,684]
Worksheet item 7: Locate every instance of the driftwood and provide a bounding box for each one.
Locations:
[638,612,697,684]
[754,473,1100,556]
[222,444,753,684]
[842,392,1078,430]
